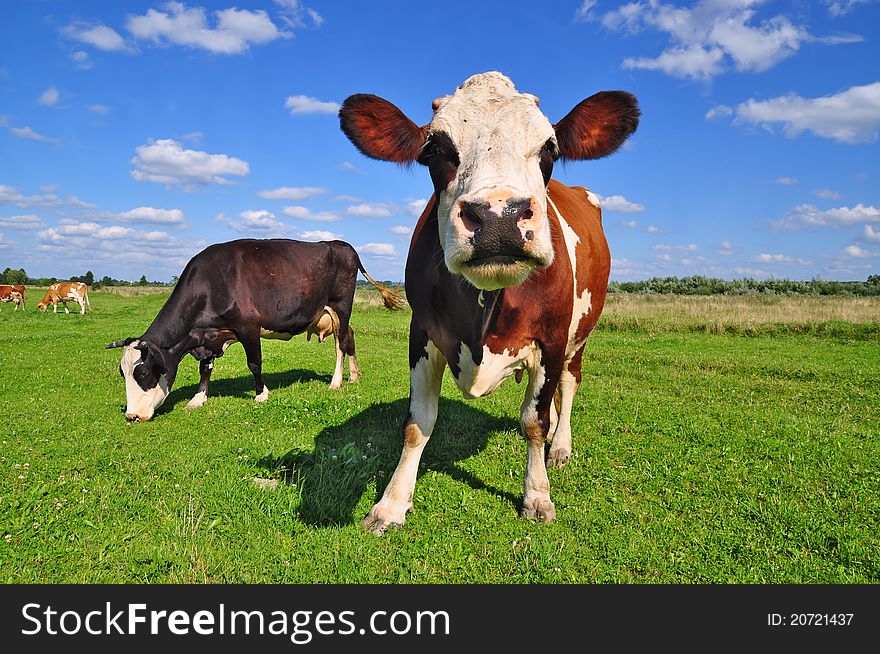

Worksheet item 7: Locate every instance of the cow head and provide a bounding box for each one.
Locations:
[107,338,172,421]
[340,71,639,290]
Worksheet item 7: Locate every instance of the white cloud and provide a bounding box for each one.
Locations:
[864,225,880,243]
[773,203,880,230]
[333,194,361,203]
[618,220,639,230]
[37,87,60,107]
[346,202,395,218]
[90,206,187,228]
[731,82,880,144]
[284,95,340,115]
[126,3,291,54]
[221,209,287,234]
[717,240,735,256]
[0,185,97,211]
[597,194,645,213]
[390,225,412,235]
[843,244,876,258]
[356,242,397,258]
[0,214,44,230]
[180,131,203,144]
[274,0,324,29]
[645,225,662,234]
[258,186,326,201]
[297,229,341,241]
[9,125,54,142]
[404,198,428,217]
[827,0,876,17]
[654,243,698,253]
[593,1,858,80]
[767,176,799,185]
[706,104,733,120]
[70,51,92,70]
[88,104,112,115]
[62,22,129,51]
[753,253,794,263]
[815,188,841,200]
[130,138,249,187]
[281,205,340,222]
[338,161,364,174]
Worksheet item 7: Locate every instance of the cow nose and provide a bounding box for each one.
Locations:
[459,201,485,234]
[125,413,142,422]
[459,198,534,234]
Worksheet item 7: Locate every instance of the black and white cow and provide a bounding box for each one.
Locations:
[107,238,402,421]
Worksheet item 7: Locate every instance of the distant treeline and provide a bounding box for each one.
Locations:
[1,268,175,288]
[609,275,880,296]
[5,267,879,296]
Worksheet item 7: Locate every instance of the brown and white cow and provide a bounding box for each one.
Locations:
[0,284,26,311]
[340,71,639,533]
[37,282,92,315]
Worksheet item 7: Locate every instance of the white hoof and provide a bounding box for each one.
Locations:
[185,392,208,409]
[254,388,269,403]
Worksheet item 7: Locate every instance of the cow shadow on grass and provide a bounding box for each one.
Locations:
[160,368,332,415]
[258,398,521,527]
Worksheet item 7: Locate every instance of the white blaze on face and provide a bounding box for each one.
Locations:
[120,342,169,421]
[548,196,593,352]
[430,72,556,287]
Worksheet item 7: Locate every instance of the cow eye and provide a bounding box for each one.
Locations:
[540,139,559,162]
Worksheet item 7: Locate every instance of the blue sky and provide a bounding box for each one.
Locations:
[1,0,878,283]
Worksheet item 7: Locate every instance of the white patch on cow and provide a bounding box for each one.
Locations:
[328,333,344,390]
[120,343,170,421]
[348,353,360,383]
[547,196,592,353]
[585,189,601,208]
[454,341,537,399]
[430,72,556,289]
[254,387,269,403]
[186,391,208,409]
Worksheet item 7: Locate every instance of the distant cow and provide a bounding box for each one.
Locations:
[37,282,92,315]
[107,238,402,422]
[0,284,26,311]
[340,71,638,533]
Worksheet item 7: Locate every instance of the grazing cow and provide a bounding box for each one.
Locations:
[340,71,639,533]
[0,284,26,311]
[107,238,402,422]
[37,282,92,315]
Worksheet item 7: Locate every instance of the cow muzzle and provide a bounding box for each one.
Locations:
[447,194,553,290]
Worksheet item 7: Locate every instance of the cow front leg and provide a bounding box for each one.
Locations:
[186,358,214,409]
[520,354,561,523]
[240,334,268,402]
[363,336,445,535]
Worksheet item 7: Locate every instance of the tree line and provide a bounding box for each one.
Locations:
[609,275,880,297]
[4,267,879,296]
[1,268,176,288]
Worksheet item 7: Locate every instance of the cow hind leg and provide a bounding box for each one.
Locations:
[328,332,345,390]
[548,351,584,468]
[520,354,562,523]
[186,358,214,409]
[240,334,268,402]
[345,326,360,383]
[363,336,445,535]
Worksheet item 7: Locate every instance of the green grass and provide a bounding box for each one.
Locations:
[1,290,878,583]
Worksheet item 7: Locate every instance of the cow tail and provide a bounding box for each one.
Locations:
[356,259,405,310]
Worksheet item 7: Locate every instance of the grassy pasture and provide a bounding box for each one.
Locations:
[0,289,878,583]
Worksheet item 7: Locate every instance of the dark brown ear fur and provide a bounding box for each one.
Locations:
[339,94,427,163]
[554,91,640,161]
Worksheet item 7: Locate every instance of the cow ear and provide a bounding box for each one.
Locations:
[554,91,640,161]
[339,94,427,164]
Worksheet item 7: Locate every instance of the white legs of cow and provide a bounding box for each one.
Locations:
[519,354,558,523]
[363,343,446,534]
[546,368,578,468]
